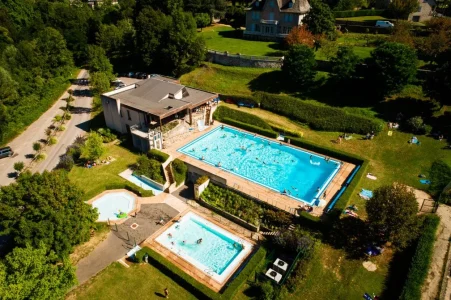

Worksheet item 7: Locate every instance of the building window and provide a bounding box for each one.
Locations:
[270,26,274,33]
[120,109,123,118]
[269,12,274,20]
[127,110,131,121]
[270,0,275,7]
[417,5,422,12]
[255,24,260,32]
[289,2,293,8]
[252,11,260,20]
[265,26,270,33]
[284,14,293,22]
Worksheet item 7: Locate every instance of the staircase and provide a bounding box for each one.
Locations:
[164,163,175,186]
[260,231,280,236]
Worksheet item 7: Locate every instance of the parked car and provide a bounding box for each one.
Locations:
[375,20,394,28]
[0,146,14,159]
[137,72,148,79]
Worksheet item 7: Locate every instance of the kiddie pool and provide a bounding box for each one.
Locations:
[92,192,136,221]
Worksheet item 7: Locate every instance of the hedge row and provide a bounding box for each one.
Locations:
[171,158,188,186]
[220,118,278,138]
[214,106,271,130]
[135,246,267,299]
[104,183,154,197]
[221,94,259,107]
[255,92,383,134]
[400,215,440,300]
[333,9,386,18]
[147,149,170,163]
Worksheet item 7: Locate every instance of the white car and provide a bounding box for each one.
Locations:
[375,20,394,28]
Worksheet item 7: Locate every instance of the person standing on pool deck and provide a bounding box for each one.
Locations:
[164,288,169,298]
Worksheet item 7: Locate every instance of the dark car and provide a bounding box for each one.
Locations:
[0,147,14,159]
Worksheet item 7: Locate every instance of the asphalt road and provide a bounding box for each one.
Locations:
[0,69,92,186]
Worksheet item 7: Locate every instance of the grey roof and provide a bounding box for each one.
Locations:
[104,76,217,118]
[247,0,310,13]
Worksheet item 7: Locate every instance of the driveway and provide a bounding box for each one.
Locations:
[0,69,92,186]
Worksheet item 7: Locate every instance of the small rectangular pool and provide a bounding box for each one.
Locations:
[155,212,252,283]
[126,174,163,196]
[178,126,340,205]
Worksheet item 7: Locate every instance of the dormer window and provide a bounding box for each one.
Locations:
[289,0,295,8]
[255,1,259,7]
[165,106,173,110]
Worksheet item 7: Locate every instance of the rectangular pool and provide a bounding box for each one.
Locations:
[155,212,252,283]
[178,126,340,205]
[126,174,163,196]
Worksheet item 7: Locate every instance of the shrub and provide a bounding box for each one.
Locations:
[53,115,63,122]
[64,113,72,120]
[134,156,165,184]
[45,128,52,137]
[13,161,24,173]
[272,228,316,255]
[400,215,440,300]
[405,116,426,134]
[32,142,42,152]
[333,9,386,18]
[36,153,46,161]
[429,160,451,198]
[56,154,74,171]
[97,128,117,143]
[49,137,58,145]
[172,158,187,186]
[256,92,383,134]
[255,281,275,300]
[147,149,170,163]
[221,94,259,107]
[104,183,154,197]
[66,145,82,162]
[58,125,66,131]
[220,118,278,138]
[213,106,271,130]
[196,175,209,185]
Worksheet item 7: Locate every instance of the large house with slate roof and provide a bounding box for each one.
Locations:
[244,0,310,41]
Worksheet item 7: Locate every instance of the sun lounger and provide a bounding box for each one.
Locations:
[359,189,373,200]
[420,179,431,185]
[366,173,377,180]
[197,120,206,132]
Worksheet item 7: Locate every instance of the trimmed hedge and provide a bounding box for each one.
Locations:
[147,149,170,163]
[135,246,267,299]
[214,106,271,130]
[172,158,188,186]
[400,215,440,300]
[333,9,386,18]
[220,118,278,138]
[221,94,259,107]
[104,183,154,197]
[255,92,383,134]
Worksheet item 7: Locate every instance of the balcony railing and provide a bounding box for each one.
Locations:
[260,19,278,25]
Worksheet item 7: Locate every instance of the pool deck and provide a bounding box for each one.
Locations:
[164,123,356,217]
[143,208,256,292]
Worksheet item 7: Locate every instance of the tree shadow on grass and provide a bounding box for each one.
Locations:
[248,70,288,94]
[374,97,441,123]
[154,292,166,298]
[218,29,244,39]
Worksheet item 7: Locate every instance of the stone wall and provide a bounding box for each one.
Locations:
[206,50,283,69]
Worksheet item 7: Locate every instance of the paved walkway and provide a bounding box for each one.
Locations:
[0,69,92,186]
[75,232,127,285]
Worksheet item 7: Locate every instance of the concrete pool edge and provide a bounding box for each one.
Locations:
[143,208,256,292]
[178,125,341,206]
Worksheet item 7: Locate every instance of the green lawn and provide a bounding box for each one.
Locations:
[68,263,198,300]
[68,143,139,201]
[336,16,387,21]
[200,25,282,56]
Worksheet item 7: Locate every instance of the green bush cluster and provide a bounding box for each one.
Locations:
[221,94,259,107]
[171,158,187,186]
[201,183,293,228]
[135,246,267,300]
[196,175,209,185]
[214,106,271,130]
[256,92,383,134]
[221,118,278,138]
[429,160,451,201]
[134,156,165,184]
[97,128,118,143]
[104,183,154,197]
[333,9,386,18]
[400,215,440,300]
[147,149,170,163]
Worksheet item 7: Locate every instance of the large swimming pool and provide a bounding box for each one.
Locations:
[155,212,252,283]
[179,126,340,205]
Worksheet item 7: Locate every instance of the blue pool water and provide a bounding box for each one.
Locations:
[179,126,340,205]
[155,212,252,283]
[126,174,163,195]
[92,192,136,221]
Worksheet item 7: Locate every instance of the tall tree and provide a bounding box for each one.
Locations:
[87,45,113,75]
[366,42,417,96]
[424,52,451,107]
[366,184,420,248]
[303,0,336,39]
[282,44,317,88]
[388,0,418,19]
[331,46,360,81]
[81,131,106,160]
[0,171,97,257]
[195,13,211,31]
[0,243,76,300]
